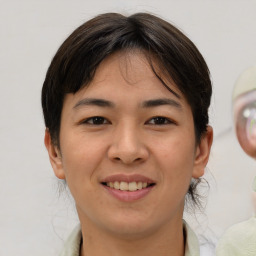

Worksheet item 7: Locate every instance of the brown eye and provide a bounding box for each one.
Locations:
[83,116,109,125]
[147,117,173,125]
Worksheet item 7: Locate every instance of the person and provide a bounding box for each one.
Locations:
[41,12,213,256]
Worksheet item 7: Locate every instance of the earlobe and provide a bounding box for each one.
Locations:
[192,126,213,178]
[44,129,66,180]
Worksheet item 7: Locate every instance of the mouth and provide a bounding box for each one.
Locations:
[101,181,156,202]
[101,181,156,191]
[100,174,157,201]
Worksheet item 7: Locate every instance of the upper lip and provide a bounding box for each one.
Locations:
[101,174,156,184]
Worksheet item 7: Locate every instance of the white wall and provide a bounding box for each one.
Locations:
[1,1,256,255]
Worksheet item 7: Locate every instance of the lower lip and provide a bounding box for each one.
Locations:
[102,184,155,202]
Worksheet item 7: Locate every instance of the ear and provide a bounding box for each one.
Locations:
[192,126,213,179]
[44,129,65,180]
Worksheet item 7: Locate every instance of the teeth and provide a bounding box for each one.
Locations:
[106,181,152,191]
[128,181,137,191]
[114,181,120,189]
[120,181,128,191]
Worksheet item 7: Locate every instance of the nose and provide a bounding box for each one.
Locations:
[107,123,149,165]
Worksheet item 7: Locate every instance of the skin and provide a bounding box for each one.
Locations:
[45,51,213,256]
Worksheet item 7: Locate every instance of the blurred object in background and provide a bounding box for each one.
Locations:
[233,67,256,159]
[216,66,256,256]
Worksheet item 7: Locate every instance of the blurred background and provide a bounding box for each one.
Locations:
[0,0,256,255]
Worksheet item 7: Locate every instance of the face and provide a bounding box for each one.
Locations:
[45,51,212,239]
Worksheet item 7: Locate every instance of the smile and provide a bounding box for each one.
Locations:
[102,181,154,191]
[100,174,156,201]
[101,182,156,202]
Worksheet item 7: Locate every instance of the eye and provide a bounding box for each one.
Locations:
[82,116,110,125]
[146,116,174,125]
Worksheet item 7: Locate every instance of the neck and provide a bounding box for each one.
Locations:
[79,217,185,256]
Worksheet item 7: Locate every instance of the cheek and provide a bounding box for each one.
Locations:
[60,133,106,193]
[149,137,195,220]
[154,132,195,166]
[152,132,196,189]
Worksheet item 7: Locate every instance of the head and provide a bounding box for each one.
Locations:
[42,13,213,237]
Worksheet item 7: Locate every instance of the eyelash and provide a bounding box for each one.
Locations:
[81,116,175,126]
[146,116,174,125]
[81,116,110,125]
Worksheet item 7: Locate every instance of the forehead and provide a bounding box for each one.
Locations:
[94,51,162,84]
[63,51,190,109]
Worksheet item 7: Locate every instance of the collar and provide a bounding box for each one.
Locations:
[183,220,200,256]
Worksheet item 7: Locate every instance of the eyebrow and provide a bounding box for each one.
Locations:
[73,98,115,109]
[73,97,182,110]
[141,98,182,110]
